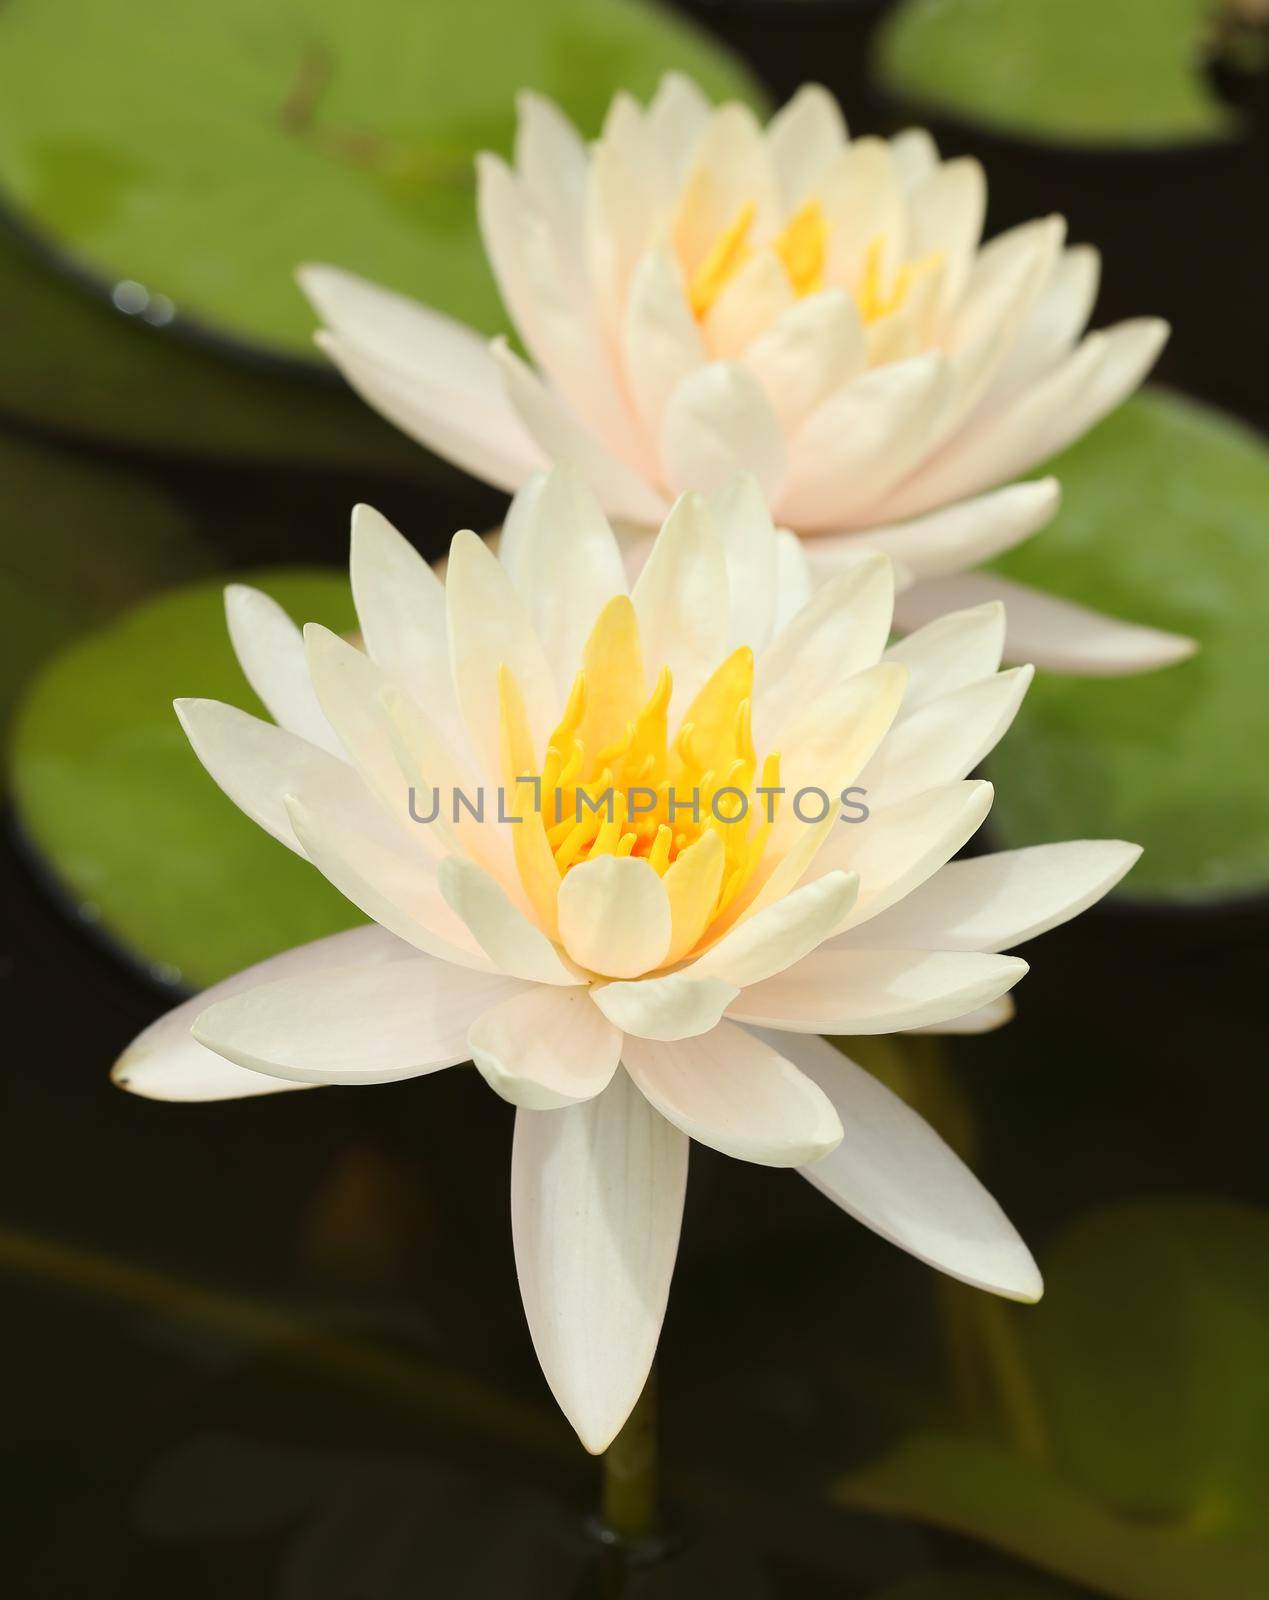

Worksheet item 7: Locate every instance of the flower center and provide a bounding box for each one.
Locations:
[686,198,938,328]
[498,596,782,937]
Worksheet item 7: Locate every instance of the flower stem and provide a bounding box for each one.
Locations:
[601,1365,659,1543]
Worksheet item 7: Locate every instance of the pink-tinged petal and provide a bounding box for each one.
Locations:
[844,840,1141,952]
[191,956,521,1086]
[766,83,848,207]
[744,288,866,433]
[623,1021,843,1167]
[885,603,1007,713]
[112,925,413,1102]
[173,697,365,857]
[622,250,706,443]
[780,355,952,530]
[557,857,672,979]
[439,857,582,986]
[591,973,738,1042]
[859,666,1033,807]
[631,491,728,718]
[727,948,1028,1034]
[350,504,465,752]
[809,478,1059,584]
[660,362,787,505]
[493,339,669,526]
[224,586,341,756]
[893,572,1196,676]
[815,780,995,933]
[756,1029,1042,1300]
[701,252,794,360]
[469,986,621,1109]
[512,1069,687,1453]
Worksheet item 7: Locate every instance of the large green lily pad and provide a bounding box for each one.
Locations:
[0,224,433,467]
[0,432,212,740]
[9,570,363,991]
[985,388,1269,903]
[874,0,1234,148]
[0,0,761,362]
[837,1201,1269,1600]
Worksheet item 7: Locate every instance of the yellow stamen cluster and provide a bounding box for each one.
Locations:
[686,196,938,329]
[499,597,782,938]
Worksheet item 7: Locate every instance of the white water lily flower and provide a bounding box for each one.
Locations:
[299,74,1193,678]
[114,466,1140,1453]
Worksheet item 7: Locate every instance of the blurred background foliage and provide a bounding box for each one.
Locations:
[1,0,1267,1597]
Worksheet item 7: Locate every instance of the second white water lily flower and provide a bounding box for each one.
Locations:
[300,74,1193,676]
[114,467,1140,1451]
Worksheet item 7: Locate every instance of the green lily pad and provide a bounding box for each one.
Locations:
[9,570,362,991]
[874,0,1234,148]
[0,0,761,362]
[837,1201,1269,1600]
[0,431,212,741]
[0,224,434,467]
[985,388,1269,903]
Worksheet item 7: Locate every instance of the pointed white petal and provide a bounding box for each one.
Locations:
[622,249,706,442]
[982,244,1101,406]
[660,362,787,504]
[744,288,866,433]
[692,870,859,987]
[631,491,728,716]
[907,995,1015,1034]
[893,571,1196,676]
[847,840,1141,952]
[438,856,580,985]
[772,529,814,633]
[591,972,738,1042]
[766,83,848,206]
[905,157,987,319]
[192,957,520,1085]
[514,91,589,271]
[623,1021,842,1167]
[701,252,794,360]
[756,1029,1042,1300]
[860,666,1033,807]
[819,137,906,287]
[469,986,621,1109]
[885,603,1006,712]
[728,948,1028,1034]
[112,925,412,1102]
[512,1070,687,1453]
[891,127,940,187]
[224,586,341,755]
[709,473,779,652]
[557,856,672,979]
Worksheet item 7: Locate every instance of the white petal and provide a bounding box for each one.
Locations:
[744,288,866,433]
[890,127,940,188]
[514,91,589,273]
[445,527,559,784]
[557,856,672,978]
[815,780,995,932]
[112,925,413,1102]
[766,83,848,206]
[499,465,627,696]
[893,571,1197,676]
[848,840,1141,952]
[908,995,1015,1034]
[728,948,1028,1033]
[757,1029,1042,1300]
[303,624,413,815]
[591,972,738,1042]
[754,552,895,748]
[492,338,669,526]
[885,603,1006,712]
[982,244,1101,406]
[174,697,364,857]
[692,870,859,987]
[660,362,787,504]
[860,666,1033,807]
[623,1021,842,1167]
[469,986,621,1109]
[905,157,986,320]
[350,505,464,751]
[673,103,780,277]
[622,249,706,442]
[224,586,341,756]
[819,137,905,287]
[772,529,814,632]
[439,856,581,985]
[631,492,728,716]
[192,957,520,1086]
[647,72,712,185]
[512,1069,687,1453]
[286,794,492,969]
[709,473,779,652]
[701,252,793,360]
[807,477,1060,584]
[780,356,952,530]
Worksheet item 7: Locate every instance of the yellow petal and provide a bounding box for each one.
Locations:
[577,596,646,777]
